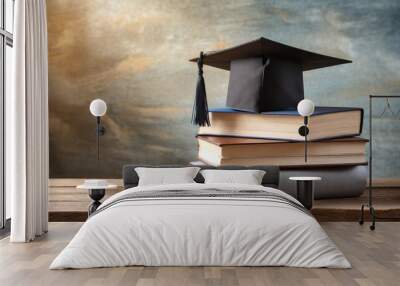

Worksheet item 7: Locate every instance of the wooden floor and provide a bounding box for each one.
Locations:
[48,179,400,222]
[1,222,399,286]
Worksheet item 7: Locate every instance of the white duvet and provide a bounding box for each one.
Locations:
[50,183,350,269]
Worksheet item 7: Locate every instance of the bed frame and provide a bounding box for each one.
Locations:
[123,165,280,189]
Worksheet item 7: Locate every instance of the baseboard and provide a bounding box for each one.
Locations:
[49,209,400,223]
[49,211,88,222]
[312,208,400,222]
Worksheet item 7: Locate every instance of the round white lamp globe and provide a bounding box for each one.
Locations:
[297,99,315,117]
[90,99,107,117]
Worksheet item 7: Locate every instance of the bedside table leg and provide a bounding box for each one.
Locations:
[88,201,102,216]
[296,181,314,210]
[88,189,105,216]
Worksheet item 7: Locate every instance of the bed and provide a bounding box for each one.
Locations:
[50,165,350,269]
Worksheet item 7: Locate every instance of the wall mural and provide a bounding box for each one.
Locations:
[47,0,400,178]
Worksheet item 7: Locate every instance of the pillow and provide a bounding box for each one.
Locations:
[200,169,266,185]
[135,167,201,186]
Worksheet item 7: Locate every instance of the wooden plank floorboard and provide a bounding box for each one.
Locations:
[1,222,399,285]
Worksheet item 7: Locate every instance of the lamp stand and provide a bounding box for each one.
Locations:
[298,117,309,162]
[96,116,106,160]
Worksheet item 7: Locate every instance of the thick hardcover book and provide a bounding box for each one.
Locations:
[198,135,367,167]
[198,107,364,141]
[199,154,367,167]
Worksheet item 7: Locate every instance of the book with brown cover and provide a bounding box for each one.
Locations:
[197,135,367,167]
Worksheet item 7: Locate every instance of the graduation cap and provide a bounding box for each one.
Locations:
[190,37,351,126]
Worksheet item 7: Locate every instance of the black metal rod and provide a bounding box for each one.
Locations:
[304,116,308,162]
[305,132,308,162]
[369,95,372,207]
[96,116,100,161]
[370,95,400,98]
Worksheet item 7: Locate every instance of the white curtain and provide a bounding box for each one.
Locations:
[8,0,49,242]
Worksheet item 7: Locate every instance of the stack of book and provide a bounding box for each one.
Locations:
[196,107,367,167]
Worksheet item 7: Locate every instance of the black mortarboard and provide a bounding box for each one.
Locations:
[190,37,351,126]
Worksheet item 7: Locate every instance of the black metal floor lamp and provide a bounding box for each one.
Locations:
[359,95,400,230]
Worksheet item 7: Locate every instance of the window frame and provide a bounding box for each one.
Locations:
[0,0,13,231]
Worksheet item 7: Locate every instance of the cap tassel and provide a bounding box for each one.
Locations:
[192,52,210,127]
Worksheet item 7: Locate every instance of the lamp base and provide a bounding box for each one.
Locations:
[298,125,309,136]
[97,125,106,136]
[88,188,105,215]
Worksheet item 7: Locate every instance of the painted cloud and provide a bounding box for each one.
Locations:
[48,0,400,178]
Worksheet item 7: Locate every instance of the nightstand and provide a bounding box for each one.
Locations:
[289,177,321,210]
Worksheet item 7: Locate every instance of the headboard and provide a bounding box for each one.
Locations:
[123,165,280,189]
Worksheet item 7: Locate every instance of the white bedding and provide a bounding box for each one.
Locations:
[50,183,350,269]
